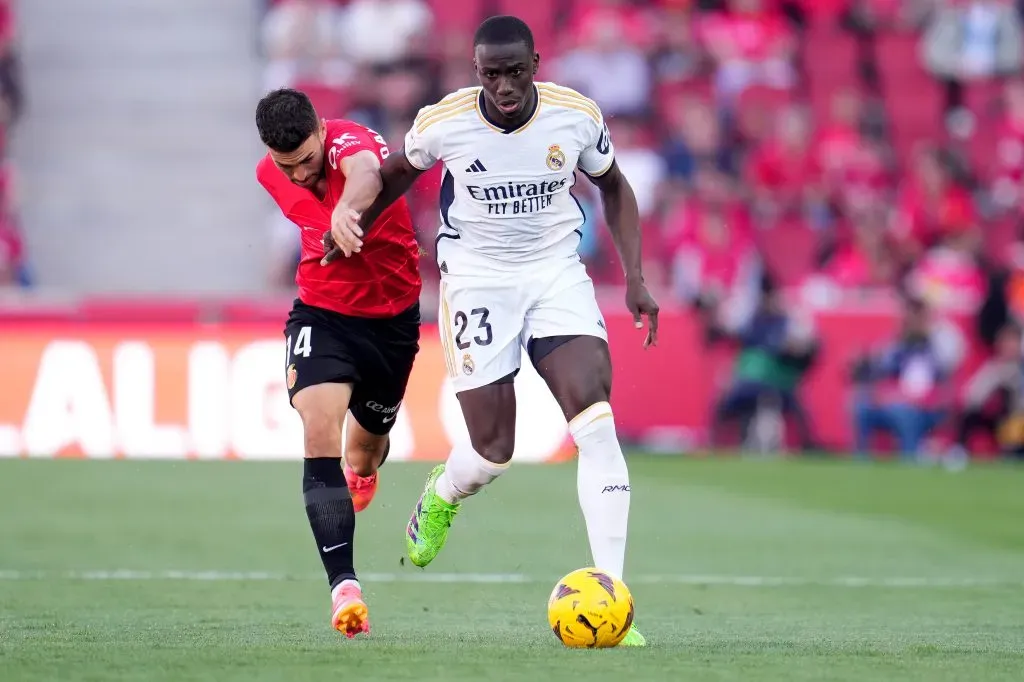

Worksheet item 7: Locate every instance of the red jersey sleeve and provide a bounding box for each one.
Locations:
[324,121,390,177]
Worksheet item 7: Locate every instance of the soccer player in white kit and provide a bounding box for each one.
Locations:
[324,15,659,647]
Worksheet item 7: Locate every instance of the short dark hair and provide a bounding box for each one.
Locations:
[255,88,319,153]
[473,15,534,53]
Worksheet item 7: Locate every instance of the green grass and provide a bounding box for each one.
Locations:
[1,456,1023,681]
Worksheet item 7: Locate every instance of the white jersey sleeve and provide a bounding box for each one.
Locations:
[578,110,615,178]
[403,116,441,171]
[403,87,480,171]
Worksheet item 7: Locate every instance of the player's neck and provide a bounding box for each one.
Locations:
[481,85,538,132]
[311,176,327,202]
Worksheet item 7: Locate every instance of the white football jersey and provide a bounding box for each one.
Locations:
[403,82,615,266]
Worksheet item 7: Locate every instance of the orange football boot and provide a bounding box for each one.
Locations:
[331,580,370,638]
[344,464,379,512]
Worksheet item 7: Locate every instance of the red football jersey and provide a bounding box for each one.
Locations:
[257,119,421,318]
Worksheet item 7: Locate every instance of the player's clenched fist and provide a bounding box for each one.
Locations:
[321,203,364,265]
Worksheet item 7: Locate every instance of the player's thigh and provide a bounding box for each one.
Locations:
[348,303,421,436]
[292,383,353,458]
[438,276,524,395]
[524,264,612,420]
[285,305,361,458]
[346,305,422,469]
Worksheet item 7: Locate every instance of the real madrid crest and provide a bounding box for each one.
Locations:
[462,353,475,376]
[546,144,566,171]
[286,363,298,390]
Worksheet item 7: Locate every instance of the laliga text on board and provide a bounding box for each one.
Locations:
[0,324,573,461]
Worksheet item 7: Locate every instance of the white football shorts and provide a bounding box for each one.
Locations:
[436,240,608,393]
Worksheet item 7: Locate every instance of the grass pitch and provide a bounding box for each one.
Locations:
[1,456,1023,681]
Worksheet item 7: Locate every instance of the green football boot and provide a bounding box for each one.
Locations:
[406,464,460,567]
[619,624,647,647]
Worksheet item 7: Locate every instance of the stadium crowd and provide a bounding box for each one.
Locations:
[259,0,1024,309]
[258,0,1024,459]
[0,0,23,288]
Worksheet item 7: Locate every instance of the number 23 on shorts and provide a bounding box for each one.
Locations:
[440,304,493,379]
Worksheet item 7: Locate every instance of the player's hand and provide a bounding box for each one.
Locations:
[626,280,659,349]
[321,205,364,265]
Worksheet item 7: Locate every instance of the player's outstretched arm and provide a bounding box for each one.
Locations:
[322,150,424,264]
[325,150,385,260]
[359,150,424,233]
[587,161,659,348]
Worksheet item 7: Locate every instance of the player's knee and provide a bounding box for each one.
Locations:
[472,434,515,465]
[300,411,343,459]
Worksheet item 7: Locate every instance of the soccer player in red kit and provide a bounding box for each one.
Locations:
[255,88,422,638]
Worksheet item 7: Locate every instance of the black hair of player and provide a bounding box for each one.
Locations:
[473,15,535,53]
[256,88,320,153]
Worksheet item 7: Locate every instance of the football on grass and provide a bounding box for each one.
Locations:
[547,567,634,648]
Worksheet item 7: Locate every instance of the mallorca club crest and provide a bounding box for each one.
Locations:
[286,364,297,390]
[462,353,475,376]
[545,144,566,171]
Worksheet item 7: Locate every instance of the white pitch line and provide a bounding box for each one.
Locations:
[0,570,1019,588]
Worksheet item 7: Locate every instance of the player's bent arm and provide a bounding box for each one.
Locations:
[587,161,644,284]
[337,150,384,215]
[356,149,425,233]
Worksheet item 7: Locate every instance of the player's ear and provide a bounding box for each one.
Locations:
[316,118,326,143]
[533,52,540,75]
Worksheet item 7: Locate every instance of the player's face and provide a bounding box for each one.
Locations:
[474,42,538,122]
[269,123,327,190]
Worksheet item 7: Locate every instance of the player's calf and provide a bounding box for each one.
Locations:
[343,420,391,512]
[294,384,361,628]
[570,401,631,581]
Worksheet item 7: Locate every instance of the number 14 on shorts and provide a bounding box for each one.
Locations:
[287,326,313,360]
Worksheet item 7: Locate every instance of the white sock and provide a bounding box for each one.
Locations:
[570,402,630,580]
[434,441,509,504]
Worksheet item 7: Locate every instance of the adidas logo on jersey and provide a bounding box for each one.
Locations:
[464,159,487,173]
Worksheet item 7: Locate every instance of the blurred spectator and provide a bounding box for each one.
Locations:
[851,297,953,458]
[814,91,891,218]
[261,0,353,91]
[668,172,761,332]
[699,0,797,101]
[0,211,24,287]
[0,1,21,135]
[607,119,667,219]
[569,0,654,49]
[650,6,704,86]
[820,207,897,289]
[746,105,827,225]
[921,0,1024,122]
[907,223,986,310]
[949,321,1024,459]
[708,275,819,451]
[890,146,977,271]
[990,79,1024,211]
[339,0,433,68]
[661,96,735,182]
[554,8,653,118]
